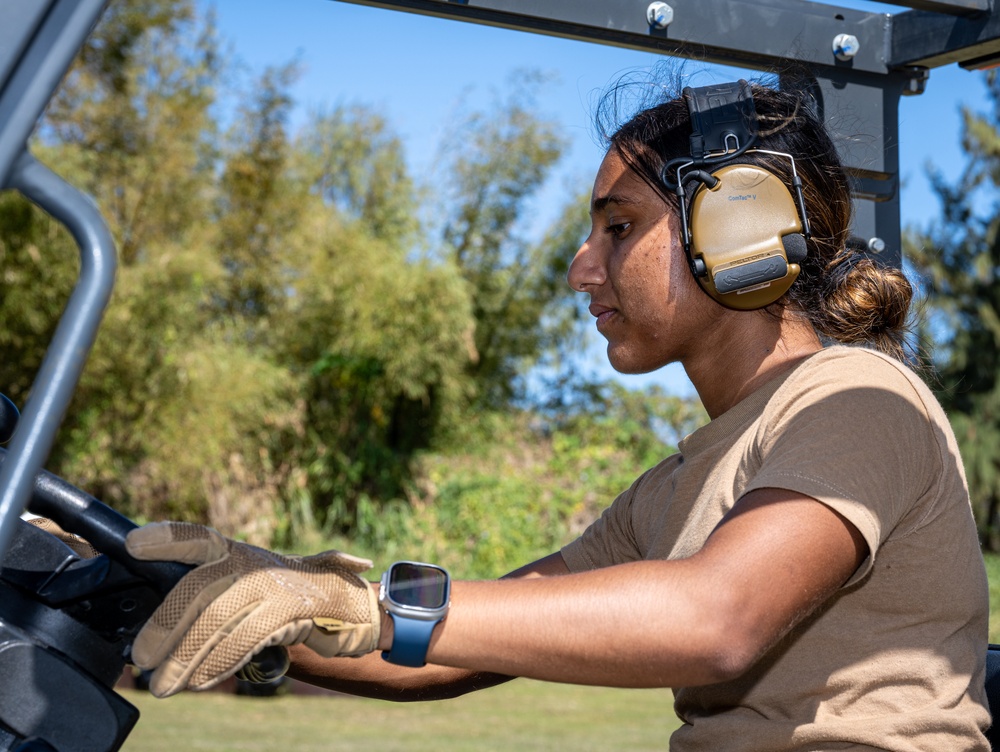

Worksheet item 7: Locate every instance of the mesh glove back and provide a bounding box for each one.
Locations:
[125,521,380,698]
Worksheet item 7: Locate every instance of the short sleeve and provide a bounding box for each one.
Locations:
[560,470,651,572]
[743,349,940,585]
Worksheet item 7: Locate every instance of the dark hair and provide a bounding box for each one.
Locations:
[595,72,914,361]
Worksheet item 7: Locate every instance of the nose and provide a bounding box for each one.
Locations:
[567,235,606,292]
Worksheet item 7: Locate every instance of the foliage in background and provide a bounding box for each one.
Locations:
[293,104,419,247]
[275,218,475,539]
[42,0,219,266]
[0,194,79,405]
[436,73,589,408]
[907,68,1000,549]
[303,393,706,578]
[0,0,702,554]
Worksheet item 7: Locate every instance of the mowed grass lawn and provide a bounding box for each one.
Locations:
[120,681,679,751]
[120,553,1000,751]
[986,553,1000,644]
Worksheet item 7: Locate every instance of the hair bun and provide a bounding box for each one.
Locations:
[819,255,913,358]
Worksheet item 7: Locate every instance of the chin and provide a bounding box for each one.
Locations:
[606,348,664,375]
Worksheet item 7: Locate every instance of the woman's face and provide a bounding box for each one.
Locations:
[567,149,723,374]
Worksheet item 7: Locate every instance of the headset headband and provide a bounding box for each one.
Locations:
[685,80,757,161]
[662,80,758,193]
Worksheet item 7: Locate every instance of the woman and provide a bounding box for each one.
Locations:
[125,78,990,750]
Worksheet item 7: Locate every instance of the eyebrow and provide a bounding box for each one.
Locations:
[590,194,643,214]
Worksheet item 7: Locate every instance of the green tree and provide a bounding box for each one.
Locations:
[906,69,1000,547]
[214,64,302,324]
[293,104,419,246]
[271,110,476,539]
[33,0,224,509]
[2,0,213,405]
[437,73,590,407]
[42,0,218,265]
[0,194,79,406]
[266,81,592,541]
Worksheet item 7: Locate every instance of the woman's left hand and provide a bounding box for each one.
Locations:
[125,521,380,698]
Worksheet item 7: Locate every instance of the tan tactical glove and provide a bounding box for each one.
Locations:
[125,521,380,698]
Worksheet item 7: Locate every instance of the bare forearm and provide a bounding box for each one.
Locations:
[285,552,569,701]
[286,644,513,701]
[287,560,735,693]
[417,561,731,688]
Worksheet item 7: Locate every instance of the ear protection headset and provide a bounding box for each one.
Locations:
[661,80,811,311]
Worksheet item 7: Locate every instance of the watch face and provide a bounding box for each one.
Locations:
[388,562,449,609]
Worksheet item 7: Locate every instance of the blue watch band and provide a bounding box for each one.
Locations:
[383,613,440,667]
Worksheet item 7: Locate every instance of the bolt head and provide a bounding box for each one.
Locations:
[832,33,860,62]
[647,2,674,29]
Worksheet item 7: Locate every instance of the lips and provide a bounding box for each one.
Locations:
[589,303,617,328]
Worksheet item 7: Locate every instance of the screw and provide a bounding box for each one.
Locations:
[832,33,860,62]
[901,66,929,97]
[647,2,674,29]
[868,237,886,254]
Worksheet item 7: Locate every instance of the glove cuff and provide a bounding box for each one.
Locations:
[303,578,380,658]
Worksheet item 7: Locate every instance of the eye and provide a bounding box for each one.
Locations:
[605,221,632,239]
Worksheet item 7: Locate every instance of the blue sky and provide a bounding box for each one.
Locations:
[197,0,990,394]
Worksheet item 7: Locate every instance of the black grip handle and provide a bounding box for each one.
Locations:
[0,446,189,593]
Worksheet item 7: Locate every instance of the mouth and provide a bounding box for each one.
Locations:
[589,303,617,329]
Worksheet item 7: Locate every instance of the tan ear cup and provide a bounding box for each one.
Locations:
[688,164,803,311]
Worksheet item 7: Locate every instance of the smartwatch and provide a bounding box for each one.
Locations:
[379,561,451,667]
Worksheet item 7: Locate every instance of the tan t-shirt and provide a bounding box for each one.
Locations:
[561,346,990,751]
